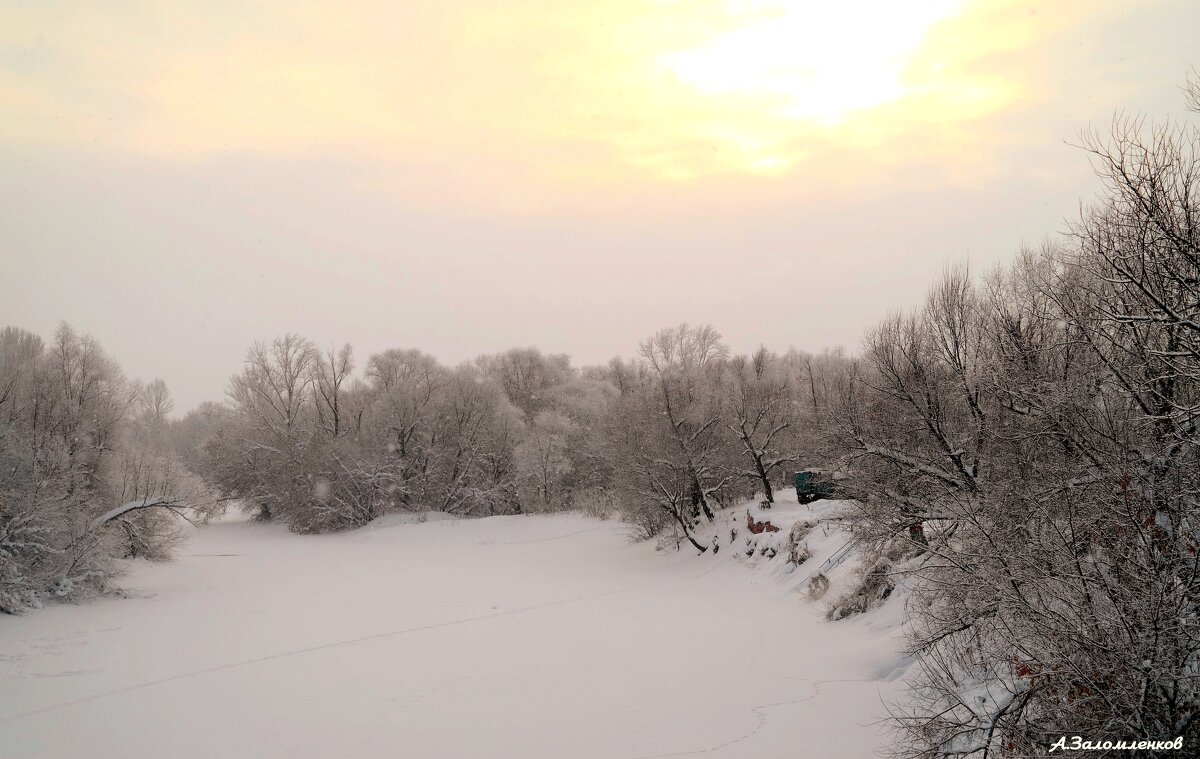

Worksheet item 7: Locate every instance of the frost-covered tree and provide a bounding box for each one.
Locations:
[545,374,619,515]
[603,325,732,551]
[722,347,800,505]
[477,347,571,418]
[311,344,355,439]
[833,264,990,548]
[858,97,1200,757]
[0,325,208,613]
[218,334,320,525]
[361,348,449,510]
[212,334,397,531]
[138,377,175,428]
[515,410,578,511]
[207,337,531,529]
[429,366,522,516]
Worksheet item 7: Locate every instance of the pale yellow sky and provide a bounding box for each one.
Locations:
[1,0,1196,409]
[2,2,1073,189]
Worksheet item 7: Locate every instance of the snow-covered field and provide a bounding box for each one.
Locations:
[0,497,907,758]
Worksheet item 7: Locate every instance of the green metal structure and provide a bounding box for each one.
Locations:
[794,471,834,505]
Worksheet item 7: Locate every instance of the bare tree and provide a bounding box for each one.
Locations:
[228,334,316,440]
[477,347,571,418]
[602,325,732,551]
[217,335,318,525]
[312,344,354,438]
[723,347,799,505]
[835,265,990,550]
[139,378,175,427]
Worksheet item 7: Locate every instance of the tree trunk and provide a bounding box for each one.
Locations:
[670,505,708,554]
[754,454,774,505]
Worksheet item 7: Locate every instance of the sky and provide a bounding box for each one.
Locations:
[1,0,1197,413]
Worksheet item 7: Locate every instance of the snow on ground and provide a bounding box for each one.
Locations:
[0,492,908,758]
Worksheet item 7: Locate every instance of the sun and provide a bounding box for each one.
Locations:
[651,0,967,174]
[659,0,967,124]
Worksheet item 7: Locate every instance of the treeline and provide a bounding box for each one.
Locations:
[0,326,219,613]
[197,328,836,538]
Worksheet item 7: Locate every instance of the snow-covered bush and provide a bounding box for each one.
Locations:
[620,495,671,542]
[825,558,895,621]
[806,573,830,600]
[783,519,815,566]
[572,487,616,520]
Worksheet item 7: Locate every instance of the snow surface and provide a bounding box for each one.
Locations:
[0,494,908,758]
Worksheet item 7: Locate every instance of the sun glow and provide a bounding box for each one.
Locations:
[651,0,968,175]
[661,1,966,124]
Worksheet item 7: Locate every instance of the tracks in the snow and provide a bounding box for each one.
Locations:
[0,585,632,725]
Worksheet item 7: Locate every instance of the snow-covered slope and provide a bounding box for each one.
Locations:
[692,493,909,629]
[0,500,907,758]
